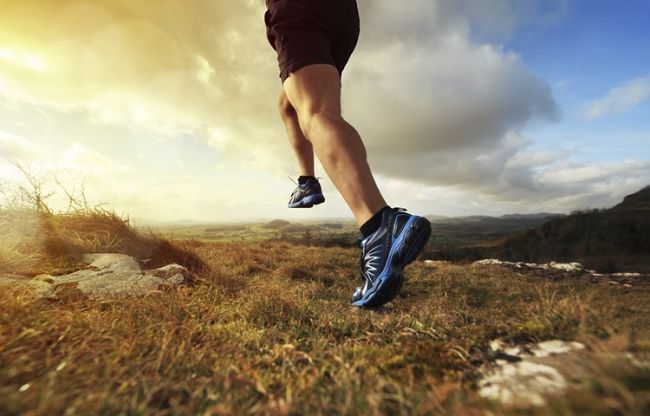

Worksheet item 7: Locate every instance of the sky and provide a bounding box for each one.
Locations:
[0,0,648,223]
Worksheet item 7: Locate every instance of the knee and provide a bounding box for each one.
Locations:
[299,109,342,138]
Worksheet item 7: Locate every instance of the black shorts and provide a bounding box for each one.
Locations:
[264,0,360,83]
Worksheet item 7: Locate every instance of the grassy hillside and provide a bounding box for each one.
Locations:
[427,213,562,249]
[615,186,650,210]
[498,208,649,272]
[428,187,650,273]
[1,209,649,415]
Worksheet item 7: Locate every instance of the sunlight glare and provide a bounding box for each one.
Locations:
[0,48,48,73]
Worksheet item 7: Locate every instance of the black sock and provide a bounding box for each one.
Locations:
[298,175,316,185]
[360,206,390,238]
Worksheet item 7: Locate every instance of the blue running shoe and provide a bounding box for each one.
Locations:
[288,177,325,208]
[351,207,431,308]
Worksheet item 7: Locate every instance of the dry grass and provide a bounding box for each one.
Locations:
[0,209,207,277]
[0,212,649,415]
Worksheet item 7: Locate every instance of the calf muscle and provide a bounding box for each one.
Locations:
[283,64,386,226]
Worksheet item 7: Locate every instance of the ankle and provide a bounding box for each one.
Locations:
[298,175,316,185]
[360,206,390,238]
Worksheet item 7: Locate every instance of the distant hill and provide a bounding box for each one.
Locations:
[499,213,563,220]
[428,187,650,273]
[613,185,650,210]
[263,219,291,229]
[425,213,563,248]
[428,213,564,226]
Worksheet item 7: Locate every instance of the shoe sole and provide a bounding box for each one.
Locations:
[352,216,431,308]
[288,193,325,208]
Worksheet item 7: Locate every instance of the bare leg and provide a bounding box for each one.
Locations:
[282,64,387,226]
[278,90,314,177]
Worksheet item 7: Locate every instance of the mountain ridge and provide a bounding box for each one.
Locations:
[427,186,650,273]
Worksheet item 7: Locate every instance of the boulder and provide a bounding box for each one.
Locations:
[478,339,585,407]
[0,253,189,300]
[473,259,584,272]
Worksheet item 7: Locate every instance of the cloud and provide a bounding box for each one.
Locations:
[381,157,650,216]
[0,0,645,219]
[346,0,560,194]
[583,75,650,119]
[0,129,49,162]
[0,0,282,145]
[0,130,127,176]
[0,0,558,166]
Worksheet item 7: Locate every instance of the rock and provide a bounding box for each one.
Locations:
[473,259,584,273]
[473,259,647,282]
[474,259,506,266]
[81,253,141,272]
[47,254,189,299]
[149,264,189,285]
[531,340,585,357]
[547,262,583,272]
[34,274,54,284]
[479,361,566,407]
[53,282,87,301]
[423,260,450,268]
[478,339,585,407]
[489,339,506,351]
[1,254,189,300]
[625,352,650,370]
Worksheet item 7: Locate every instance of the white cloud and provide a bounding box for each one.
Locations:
[345,0,560,195]
[383,158,650,216]
[0,0,560,175]
[583,75,650,119]
[59,142,131,174]
[0,0,645,220]
[0,130,49,162]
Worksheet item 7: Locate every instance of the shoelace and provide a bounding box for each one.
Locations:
[288,176,323,198]
[288,177,302,198]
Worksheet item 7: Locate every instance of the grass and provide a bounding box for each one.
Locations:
[1,211,649,415]
[0,209,207,277]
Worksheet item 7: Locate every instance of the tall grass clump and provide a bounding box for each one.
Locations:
[0,209,207,277]
[0,167,207,277]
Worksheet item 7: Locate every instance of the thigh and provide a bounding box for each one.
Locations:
[283,64,342,117]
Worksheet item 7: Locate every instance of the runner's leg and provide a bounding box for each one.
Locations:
[278,90,314,177]
[282,64,387,226]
